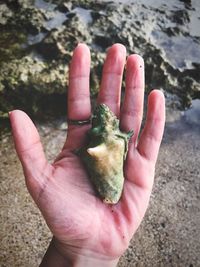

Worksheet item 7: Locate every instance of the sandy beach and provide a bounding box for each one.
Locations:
[0,106,199,267]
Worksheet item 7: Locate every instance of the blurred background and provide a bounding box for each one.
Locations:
[0,0,200,266]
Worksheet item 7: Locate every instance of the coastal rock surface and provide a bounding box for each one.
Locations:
[0,0,200,118]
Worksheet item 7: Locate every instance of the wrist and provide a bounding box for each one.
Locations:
[65,254,118,267]
[40,237,119,267]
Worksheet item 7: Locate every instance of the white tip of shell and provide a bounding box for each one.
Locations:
[87,144,107,158]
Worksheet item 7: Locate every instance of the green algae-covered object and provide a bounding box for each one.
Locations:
[80,104,133,204]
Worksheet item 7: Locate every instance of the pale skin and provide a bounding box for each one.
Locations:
[10,43,165,267]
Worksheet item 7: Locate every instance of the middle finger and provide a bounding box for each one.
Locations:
[97,44,126,117]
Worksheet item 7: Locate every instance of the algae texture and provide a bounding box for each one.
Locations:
[80,104,133,204]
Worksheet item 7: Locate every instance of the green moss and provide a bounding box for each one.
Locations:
[0,29,27,64]
[79,104,133,204]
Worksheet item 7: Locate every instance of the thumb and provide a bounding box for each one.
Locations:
[9,110,52,201]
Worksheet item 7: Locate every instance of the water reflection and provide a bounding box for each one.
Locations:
[151,31,200,70]
[72,7,93,24]
[35,0,56,11]
[183,99,200,125]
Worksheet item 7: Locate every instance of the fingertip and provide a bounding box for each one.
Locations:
[74,43,90,56]
[107,43,126,62]
[111,43,126,54]
[9,109,29,128]
[9,109,41,152]
[72,43,90,63]
[126,54,144,68]
[9,109,27,117]
[149,89,165,99]
[148,90,165,119]
[70,43,91,78]
[102,43,126,76]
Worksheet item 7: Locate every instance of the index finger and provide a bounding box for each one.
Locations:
[67,43,91,121]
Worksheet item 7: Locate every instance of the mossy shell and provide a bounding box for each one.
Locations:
[80,104,133,204]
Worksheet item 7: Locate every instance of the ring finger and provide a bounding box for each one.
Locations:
[120,54,144,145]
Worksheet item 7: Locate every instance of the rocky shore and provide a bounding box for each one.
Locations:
[0,0,200,119]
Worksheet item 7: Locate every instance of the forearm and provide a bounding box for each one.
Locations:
[40,238,119,267]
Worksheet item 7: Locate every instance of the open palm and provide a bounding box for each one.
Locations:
[10,44,165,264]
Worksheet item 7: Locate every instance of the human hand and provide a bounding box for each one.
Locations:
[10,44,165,267]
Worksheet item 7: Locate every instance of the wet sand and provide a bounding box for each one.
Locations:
[0,107,199,267]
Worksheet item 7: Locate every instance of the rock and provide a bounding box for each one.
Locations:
[0,56,68,118]
[0,4,13,25]
[0,0,200,119]
[57,2,73,13]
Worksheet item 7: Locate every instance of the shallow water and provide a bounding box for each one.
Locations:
[183,99,200,125]
[24,0,200,69]
[110,0,200,70]
[151,31,200,70]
